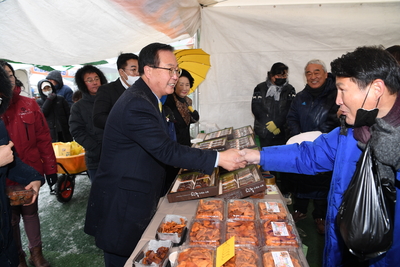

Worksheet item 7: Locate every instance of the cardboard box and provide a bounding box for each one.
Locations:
[192,136,227,151]
[232,125,254,139]
[217,165,266,199]
[167,170,219,203]
[204,127,233,141]
[226,135,257,150]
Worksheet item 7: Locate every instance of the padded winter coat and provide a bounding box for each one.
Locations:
[258,127,400,267]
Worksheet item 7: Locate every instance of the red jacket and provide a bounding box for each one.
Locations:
[2,86,57,185]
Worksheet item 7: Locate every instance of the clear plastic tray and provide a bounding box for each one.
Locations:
[223,245,261,267]
[195,198,225,220]
[225,220,260,246]
[227,199,256,220]
[261,247,309,267]
[256,199,290,222]
[174,246,215,267]
[189,219,224,247]
[262,220,300,248]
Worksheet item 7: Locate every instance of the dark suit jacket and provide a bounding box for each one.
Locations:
[84,78,217,256]
[93,78,126,129]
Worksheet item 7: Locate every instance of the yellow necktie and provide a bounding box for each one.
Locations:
[158,102,162,113]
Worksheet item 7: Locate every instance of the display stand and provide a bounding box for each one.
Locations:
[124,186,307,267]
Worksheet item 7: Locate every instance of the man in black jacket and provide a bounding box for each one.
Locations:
[93,53,139,129]
[286,59,339,235]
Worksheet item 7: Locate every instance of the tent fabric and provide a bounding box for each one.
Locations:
[0,0,198,66]
[1,0,399,131]
[199,2,400,129]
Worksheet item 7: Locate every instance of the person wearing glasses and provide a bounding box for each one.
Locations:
[69,65,107,181]
[93,53,139,129]
[36,79,73,142]
[84,43,246,267]
[46,70,74,107]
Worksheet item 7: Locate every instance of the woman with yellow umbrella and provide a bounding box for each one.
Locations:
[164,68,199,147]
[163,69,199,194]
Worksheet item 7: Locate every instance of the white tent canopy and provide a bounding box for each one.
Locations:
[1,0,399,130]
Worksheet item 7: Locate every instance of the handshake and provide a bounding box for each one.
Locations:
[218,148,261,171]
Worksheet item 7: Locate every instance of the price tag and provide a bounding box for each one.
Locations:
[216,236,235,267]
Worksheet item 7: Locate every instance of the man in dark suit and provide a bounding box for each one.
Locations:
[84,43,246,267]
[93,53,139,129]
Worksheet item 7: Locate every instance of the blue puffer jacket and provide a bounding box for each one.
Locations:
[259,127,400,267]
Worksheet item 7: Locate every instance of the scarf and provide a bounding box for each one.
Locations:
[354,94,400,144]
[173,93,192,125]
[265,79,284,101]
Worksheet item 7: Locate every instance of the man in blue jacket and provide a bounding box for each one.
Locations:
[241,46,400,267]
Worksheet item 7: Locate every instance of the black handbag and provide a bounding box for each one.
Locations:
[337,143,394,260]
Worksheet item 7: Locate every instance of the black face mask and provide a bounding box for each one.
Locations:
[353,85,380,128]
[274,78,286,86]
[353,108,379,127]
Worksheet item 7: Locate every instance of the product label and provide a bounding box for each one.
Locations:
[271,222,289,236]
[266,202,280,213]
[271,251,294,267]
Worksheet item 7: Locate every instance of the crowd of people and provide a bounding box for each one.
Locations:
[0,44,399,267]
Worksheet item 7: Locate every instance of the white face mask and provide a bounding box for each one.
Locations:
[123,70,140,86]
[43,91,52,97]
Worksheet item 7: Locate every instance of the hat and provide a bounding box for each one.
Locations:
[41,81,52,90]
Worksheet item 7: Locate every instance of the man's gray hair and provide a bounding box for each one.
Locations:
[304,59,327,73]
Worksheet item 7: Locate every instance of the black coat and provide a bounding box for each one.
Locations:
[251,80,296,146]
[69,93,103,170]
[0,120,44,266]
[93,78,126,129]
[286,73,339,137]
[84,78,216,256]
[37,80,72,142]
[285,73,339,196]
[164,94,199,147]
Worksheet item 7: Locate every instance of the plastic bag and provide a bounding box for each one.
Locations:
[337,143,394,260]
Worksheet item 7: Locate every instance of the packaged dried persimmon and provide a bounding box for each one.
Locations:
[176,246,214,267]
[262,220,299,247]
[227,199,256,220]
[195,198,224,220]
[189,219,223,246]
[257,199,288,221]
[223,246,260,267]
[157,214,187,244]
[226,220,260,246]
[262,248,305,267]
[133,240,172,267]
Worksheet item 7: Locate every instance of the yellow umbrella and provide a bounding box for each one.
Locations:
[174,49,211,94]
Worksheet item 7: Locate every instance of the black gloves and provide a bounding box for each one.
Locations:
[46,173,58,187]
[370,118,400,170]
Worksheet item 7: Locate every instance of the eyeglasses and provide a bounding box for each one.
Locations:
[149,66,182,77]
[85,77,100,83]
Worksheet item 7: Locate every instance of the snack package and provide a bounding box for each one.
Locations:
[227,199,256,220]
[226,220,260,246]
[195,198,224,220]
[189,219,223,246]
[6,185,35,206]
